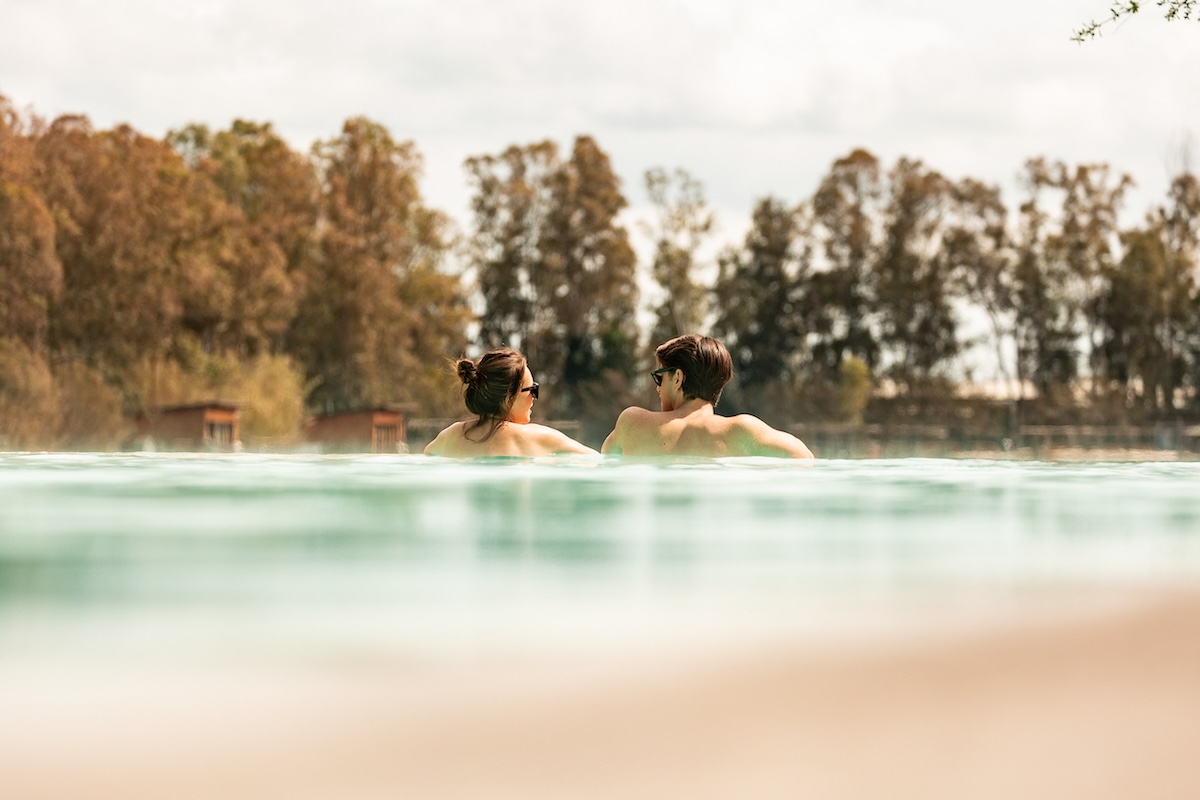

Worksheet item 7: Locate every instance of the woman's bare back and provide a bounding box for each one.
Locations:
[425,421,597,458]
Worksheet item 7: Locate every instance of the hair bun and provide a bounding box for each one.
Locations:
[456,359,478,386]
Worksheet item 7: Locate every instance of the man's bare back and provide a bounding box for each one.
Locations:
[602,334,814,460]
[602,400,813,459]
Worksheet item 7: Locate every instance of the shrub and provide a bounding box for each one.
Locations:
[0,337,58,449]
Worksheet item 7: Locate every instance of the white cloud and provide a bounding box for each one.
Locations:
[2,0,1198,232]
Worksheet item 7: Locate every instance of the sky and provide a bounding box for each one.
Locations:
[3,0,1199,252]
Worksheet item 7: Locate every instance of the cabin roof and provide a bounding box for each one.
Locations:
[312,406,405,420]
[143,401,241,414]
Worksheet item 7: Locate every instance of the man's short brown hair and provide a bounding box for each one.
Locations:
[654,334,733,406]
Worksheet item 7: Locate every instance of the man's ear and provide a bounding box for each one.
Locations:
[673,369,686,391]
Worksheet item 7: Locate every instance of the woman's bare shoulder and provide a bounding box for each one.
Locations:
[521,422,559,440]
[424,421,468,455]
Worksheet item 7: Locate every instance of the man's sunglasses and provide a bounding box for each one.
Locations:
[651,367,676,387]
[520,382,539,399]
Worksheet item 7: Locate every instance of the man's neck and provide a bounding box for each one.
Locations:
[672,398,715,416]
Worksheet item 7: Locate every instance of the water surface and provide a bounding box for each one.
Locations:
[2,453,1198,657]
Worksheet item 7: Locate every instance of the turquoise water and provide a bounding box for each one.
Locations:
[2,453,1199,656]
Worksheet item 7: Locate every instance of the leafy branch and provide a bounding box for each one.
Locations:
[1073,0,1197,41]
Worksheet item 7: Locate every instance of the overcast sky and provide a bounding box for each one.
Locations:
[3,0,1199,245]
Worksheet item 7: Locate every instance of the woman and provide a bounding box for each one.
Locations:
[423,347,598,457]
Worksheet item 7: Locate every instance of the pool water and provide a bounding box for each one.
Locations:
[2,453,1199,657]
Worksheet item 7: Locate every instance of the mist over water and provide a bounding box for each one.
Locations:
[3,453,1199,658]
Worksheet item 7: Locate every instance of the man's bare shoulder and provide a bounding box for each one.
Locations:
[727,413,774,433]
[728,414,814,459]
[524,423,599,455]
[603,406,665,455]
[617,406,662,425]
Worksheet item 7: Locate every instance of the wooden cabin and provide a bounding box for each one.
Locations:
[306,408,407,453]
[132,402,240,452]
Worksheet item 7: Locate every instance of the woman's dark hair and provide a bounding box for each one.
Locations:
[654,334,733,407]
[456,347,527,441]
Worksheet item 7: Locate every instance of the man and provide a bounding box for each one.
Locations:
[602,334,814,458]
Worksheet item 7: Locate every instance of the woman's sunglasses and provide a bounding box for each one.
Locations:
[520,382,539,399]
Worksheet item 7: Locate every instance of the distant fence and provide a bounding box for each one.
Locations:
[1015,424,1200,457]
[790,423,973,459]
[404,418,1200,459]
[790,422,1200,459]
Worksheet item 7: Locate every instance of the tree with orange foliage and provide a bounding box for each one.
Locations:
[295,117,469,415]
[0,95,61,354]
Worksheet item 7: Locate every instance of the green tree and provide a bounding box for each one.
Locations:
[1099,225,1174,412]
[1051,161,1132,399]
[1010,159,1081,405]
[810,149,884,380]
[873,158,958,389]
[1098,171,1200,414]
[464,136,638,429]
[643,167,714,346]
[942,178,1018,396]
[712,197,811,404]
[464,141,558,356]
[1161,172,1200,409]
[836,355,872,425]
[543,136,639,419]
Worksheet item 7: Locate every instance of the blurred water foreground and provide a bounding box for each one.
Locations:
[2,453,1199,799]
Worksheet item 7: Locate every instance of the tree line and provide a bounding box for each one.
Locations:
[2,92,1199,449]
[704,150,1200,432]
